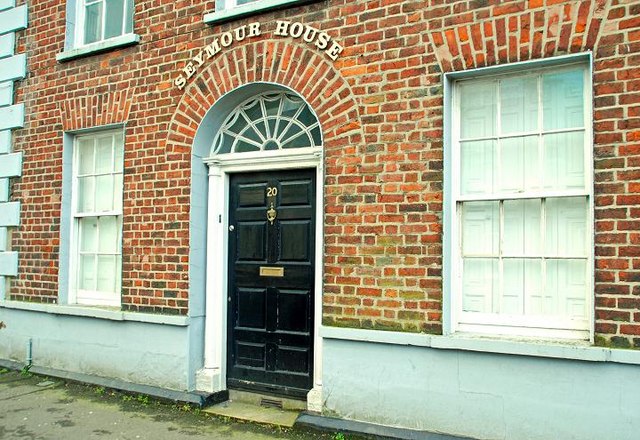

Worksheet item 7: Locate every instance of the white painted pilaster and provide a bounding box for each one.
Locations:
[196,167,226,393]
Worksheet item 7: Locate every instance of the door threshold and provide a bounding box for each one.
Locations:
[203,390,303,428]
[227,389,307,411]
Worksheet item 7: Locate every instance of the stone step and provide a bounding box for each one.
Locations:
[203,398,300,428]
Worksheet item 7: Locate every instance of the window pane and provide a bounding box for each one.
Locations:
[281,124,304,147]
[503,199,541,255]
[281,95,303,119]
[311,126,322,146]
[105,0,125,39]
[283,133,313,149]
[235,140,259,153]
[98,216,118,253]
[462,258,498,313]
[499,136,539,192]
[500,76,538,134]
[460,140,496,195]
[116,217,122,252]
[114,174,123,210]
[240,125,264,145]
[78,138,94,175]
[116,255,122,291]
[124,0,134,33]
[459,80,496,139]
[114,133,124,172]
[79,254,96,290]
[244,99,262,120]
[514,259,549,315]
[545,259,587,318]
[543,132,585,190]
[97,255,117,293]
[298,106,317,127]
[84,2,102,44]
[545,197,587,256]
[543,69,584,130]
[77,176,95,212]
[462,201,499,256]
[95,175,115,212]
[79,217,98,252]
[95,135,113,174]
[503,259,542,315]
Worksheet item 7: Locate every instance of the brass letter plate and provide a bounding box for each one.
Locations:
[260,266,285,277]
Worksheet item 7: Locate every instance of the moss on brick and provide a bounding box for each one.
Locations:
[377,236,403,245]
[398,310,423,321]
[322,317,361,329]
[399,290,424,299]
[322,317,437,334]
[371,320,403,331]
[420,322,443,335]
[378,278,403,287]
[594,335,608,347]
[610,337,632,349]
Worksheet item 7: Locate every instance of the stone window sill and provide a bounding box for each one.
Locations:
[0,300,189,326]
[203,0,319,25]
[319,326,640,366]
[56,34,140,62]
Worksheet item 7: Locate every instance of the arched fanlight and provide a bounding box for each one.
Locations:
[211,92,321,155]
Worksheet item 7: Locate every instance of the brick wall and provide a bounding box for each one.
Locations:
[9,0,640,345]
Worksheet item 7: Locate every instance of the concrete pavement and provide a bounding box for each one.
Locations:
[0,369,337,440]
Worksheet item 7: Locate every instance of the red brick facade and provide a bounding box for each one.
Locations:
[8,0,640,346]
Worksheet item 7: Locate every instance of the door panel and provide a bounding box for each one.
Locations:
[227,169,315,397]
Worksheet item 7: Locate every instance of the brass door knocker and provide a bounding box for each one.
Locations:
[267,202,277,225]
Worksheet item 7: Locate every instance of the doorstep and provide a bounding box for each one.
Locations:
[203,389,304,428]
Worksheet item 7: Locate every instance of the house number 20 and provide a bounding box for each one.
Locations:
[267,187,278,197]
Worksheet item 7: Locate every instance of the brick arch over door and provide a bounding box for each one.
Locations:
[166,40,364,321]
[167,40,365,154]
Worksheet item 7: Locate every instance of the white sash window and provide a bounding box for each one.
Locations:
[77,0,134,46]
[451,63,593,339]
[71,131,124,306]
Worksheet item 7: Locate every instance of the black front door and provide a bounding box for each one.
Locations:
[227,169,315,398]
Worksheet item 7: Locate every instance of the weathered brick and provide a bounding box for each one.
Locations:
[7,0,640,342]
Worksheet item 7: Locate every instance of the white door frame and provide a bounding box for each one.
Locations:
[196,147,324,410]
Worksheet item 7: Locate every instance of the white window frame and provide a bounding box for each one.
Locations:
[75,0,134,47]
[57,0,139,61]
[444,54,594,341]
[69,130,124,307]
[205,0,311,24]
[216,0,285,11]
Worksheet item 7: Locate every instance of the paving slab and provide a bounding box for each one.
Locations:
[204,399,300,427]
[0,370,338,440]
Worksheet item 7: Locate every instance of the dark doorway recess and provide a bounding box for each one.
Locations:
[227,169,316,398]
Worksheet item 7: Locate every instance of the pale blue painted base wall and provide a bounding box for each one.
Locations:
[0,308,198,391]
[322,339,640,440]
